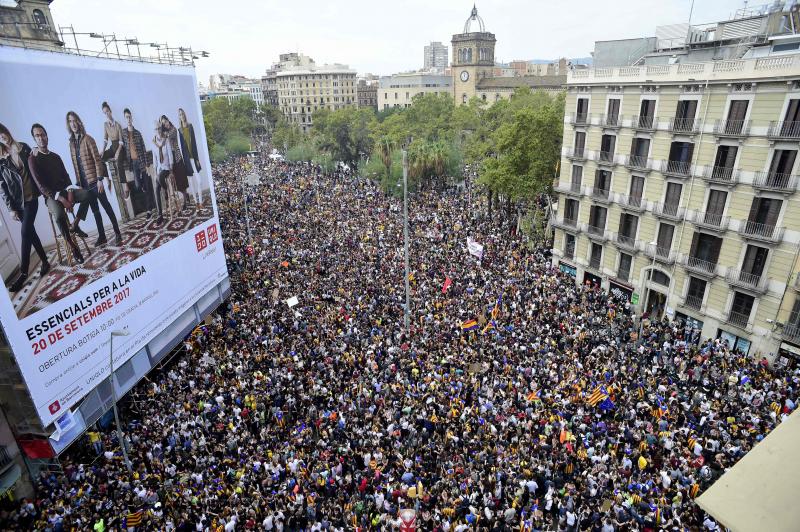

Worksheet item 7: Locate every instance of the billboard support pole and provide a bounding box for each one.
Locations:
[109,330,132,472]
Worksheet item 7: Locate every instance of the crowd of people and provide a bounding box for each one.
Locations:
[1,151,798,531]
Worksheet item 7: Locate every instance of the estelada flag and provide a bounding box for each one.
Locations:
[442,277,452,293]
[125,510,144,528]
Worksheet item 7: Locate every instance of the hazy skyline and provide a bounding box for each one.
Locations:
[53,0,746,82]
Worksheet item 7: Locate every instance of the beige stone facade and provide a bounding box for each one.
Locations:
[551,56,800,361]
[276,64,357,133]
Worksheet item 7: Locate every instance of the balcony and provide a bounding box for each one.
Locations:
[632,114,656,131]
[597,151,617,166]
[683,294,703,311]
[767,120,800,139]
[661,159,693,178]
[601,114,621,129]
[565,147,586,161]
[617,193,646,212]
[782,322,800,343]
[614,232,640,252]
[701,165,739,186]
[624,155,652,172]
[689,210,729,232]
[652,202,685,221]
[644,243,676,264]
[668,117,699,134]
[726,310,751,330]
[590,186,612,203]
[585,224,609,242]
[726,268,768,294]
[552,216,578,231]
[682,255,718,277]
[738,220,785,243]
[563,245,576,261]
[714,119,750,137]
[752,172,797,194]
[555,181,583,197]
[568,112,589,125]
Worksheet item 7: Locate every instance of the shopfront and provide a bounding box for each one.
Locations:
[777,342,800,369]
[717,329,751,356]
[608,279,633,303]
[559,261,577,278]
[583,271,602,288]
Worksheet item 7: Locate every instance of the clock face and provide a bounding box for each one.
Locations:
[460,70,469,82]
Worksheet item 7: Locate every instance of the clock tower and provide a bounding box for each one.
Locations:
[451,5,496,104]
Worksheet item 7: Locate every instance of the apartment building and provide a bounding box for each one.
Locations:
[424,41,448,71]
[377,72,452,110]
[552,54,800,361]
[276,62,357,133]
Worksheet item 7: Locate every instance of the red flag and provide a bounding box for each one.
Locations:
[442,277,452,293]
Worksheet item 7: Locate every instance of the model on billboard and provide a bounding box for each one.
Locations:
[28,123,93,264]
[160,115,190,211]
[120,108,155,218]
[0,124,50,291]
[100,102,131,224]
[177,108,203,208]
[66,111,123,247]
[152,121,174,225]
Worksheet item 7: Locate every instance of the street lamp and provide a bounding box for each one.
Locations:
[109,329,132,472]
[402,149,410,334]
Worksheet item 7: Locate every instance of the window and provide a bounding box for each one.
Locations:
[741,245,768,278]
[32,9,47,27]
[462,94,467,104]
[638,99,656,128]
[570,165,583,189]
[618,213,639,244]
[712,145,738,178]
[674,100,697,131]
[606,99,620,125]
[482,94,487,101]
[656,223,674,255]
[628,175,644,203]
[766,149,798,186]
[590,243,603,269]
[600,134,616,161]
[593,169,611,195]
[724,100,749,133]
[747,197,782,232]
[573,131,586,155]
[564,199,579,224]
[664,182,682,209]
[685,277,707,309]
[564,233,576,259]
[729,292,755,326]
[689,232,722,265]
[576,98,589,122]
[630,137,650,166]
[650,270,670,286]
[617,252,633,281]
[588,205,607,232]
[704,189,727,224]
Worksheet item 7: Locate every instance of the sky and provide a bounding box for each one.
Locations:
[52,0,746,83]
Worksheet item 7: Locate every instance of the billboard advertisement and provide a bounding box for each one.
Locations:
[0,47,228,425]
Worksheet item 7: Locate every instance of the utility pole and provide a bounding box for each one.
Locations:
[109,330,132,473]
[402,149,410,333]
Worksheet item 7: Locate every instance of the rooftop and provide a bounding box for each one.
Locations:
[567,54,800,85]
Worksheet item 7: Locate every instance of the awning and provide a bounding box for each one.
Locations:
[0,464,21,495]
[696,409,800,531]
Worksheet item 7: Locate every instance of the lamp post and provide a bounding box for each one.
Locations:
[402,149,410,334]
[109,329,132,472]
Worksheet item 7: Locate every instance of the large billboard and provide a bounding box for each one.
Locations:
[0,47,228,425]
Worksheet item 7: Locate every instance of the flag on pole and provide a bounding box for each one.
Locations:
[491,295,502,320]
[526,389,541,402]
[481,320,495,334]
[442,277,452,293]
[461,319,479,331]
[587,386,609,407]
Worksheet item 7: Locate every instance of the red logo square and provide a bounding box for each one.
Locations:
[195,230,207,252]
[48,401,61,415]
[207,224,218,244]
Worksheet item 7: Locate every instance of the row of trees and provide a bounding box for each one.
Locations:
[276,88,564,218]
[203,88,565,219]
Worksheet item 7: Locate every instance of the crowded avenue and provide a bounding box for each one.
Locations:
[3,152,799,531]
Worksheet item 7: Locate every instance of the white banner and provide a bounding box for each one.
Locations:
[0,48,228,425]
[467,236,484,259]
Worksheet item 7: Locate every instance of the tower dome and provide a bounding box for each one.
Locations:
[463,4,486,33]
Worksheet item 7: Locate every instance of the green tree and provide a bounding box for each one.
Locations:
[311,107,375,170]
[202,96,258,161]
